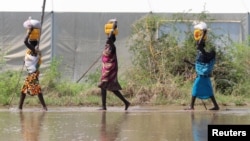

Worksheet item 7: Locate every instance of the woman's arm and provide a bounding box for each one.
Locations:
[184,58,195,67]
[24,28,36,53]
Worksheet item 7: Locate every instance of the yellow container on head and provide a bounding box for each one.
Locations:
[27,28,40,41]
[193,21,208,41]
[104,23,118,35]
[193,29,207,41]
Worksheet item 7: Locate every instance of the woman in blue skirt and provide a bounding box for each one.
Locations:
[185,21,219,110]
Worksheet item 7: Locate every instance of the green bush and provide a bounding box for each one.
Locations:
[127,12,250,97]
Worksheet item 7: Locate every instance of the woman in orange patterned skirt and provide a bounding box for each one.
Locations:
[18,27,47,111]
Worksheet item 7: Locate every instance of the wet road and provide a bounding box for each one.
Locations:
[1,105,250,141]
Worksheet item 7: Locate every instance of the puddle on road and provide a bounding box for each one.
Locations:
[1,106,250,141]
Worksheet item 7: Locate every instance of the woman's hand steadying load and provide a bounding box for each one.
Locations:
[197,39,205,50]
[27,27,34,35]
[197,29,207,50]
[113,21,117,30]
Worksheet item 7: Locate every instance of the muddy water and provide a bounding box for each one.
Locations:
[0,106,250,141]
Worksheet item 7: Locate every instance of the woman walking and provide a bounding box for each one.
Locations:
[184,21,219,110]
[98,19,130,111]
[18,18,47,111]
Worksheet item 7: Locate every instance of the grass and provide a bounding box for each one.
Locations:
[3,84,250,110]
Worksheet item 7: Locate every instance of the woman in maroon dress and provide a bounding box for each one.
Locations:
[98,19,130,111]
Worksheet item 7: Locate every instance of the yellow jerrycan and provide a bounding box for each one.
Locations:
[27,28,40,41]
[104,21,118,35]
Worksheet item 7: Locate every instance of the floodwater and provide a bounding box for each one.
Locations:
[0,105,250,141]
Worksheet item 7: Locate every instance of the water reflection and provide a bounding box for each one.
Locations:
[1,107,250,141]
[19,112,46,141]
[100,112,128,141]
[191,112,217,141]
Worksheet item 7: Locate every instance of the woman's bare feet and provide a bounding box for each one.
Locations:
[125,102,130,110]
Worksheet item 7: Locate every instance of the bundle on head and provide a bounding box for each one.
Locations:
[23,17,41,41]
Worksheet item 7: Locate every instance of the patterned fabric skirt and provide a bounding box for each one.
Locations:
[192,76,213,99]
[98,80,122,91]
[98,46,122,91]
[21,71,41,96]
